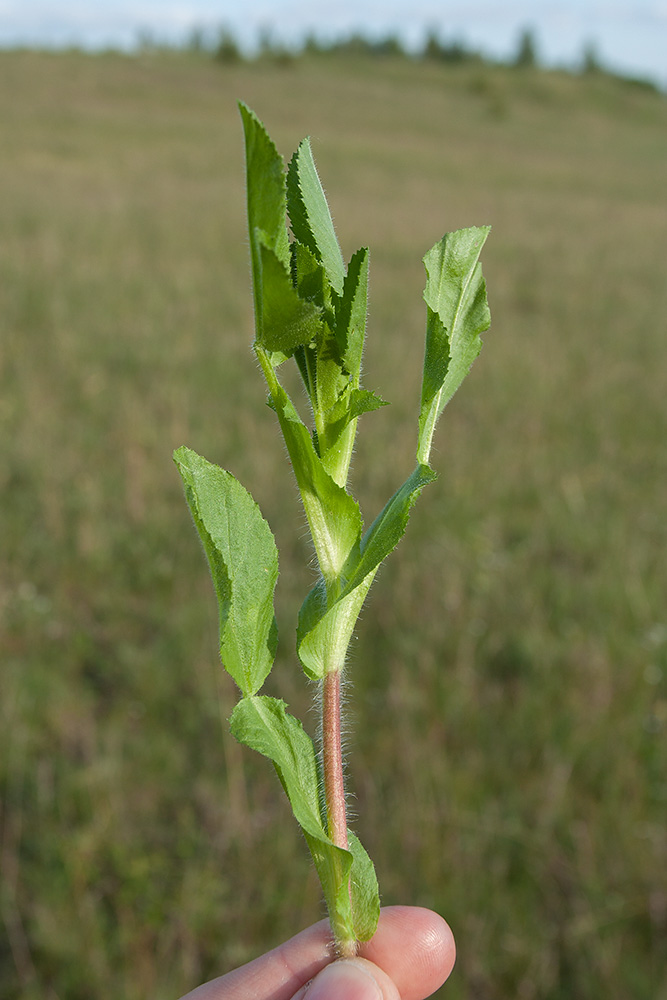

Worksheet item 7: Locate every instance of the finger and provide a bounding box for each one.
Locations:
[178,905,455,1000]
[291,957,400,1000]
[359,906,456,1000]
[178,918,333,1000]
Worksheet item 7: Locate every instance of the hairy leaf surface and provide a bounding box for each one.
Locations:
[287,137,345,295]
[174,447,278,696]
[297,571,376,680]
[347,464,439,590]
[347,831,381,941]
[239,102,289,268]
[326,387,387,427]
[291,240,331,315]
[333,246,369,379]
[257,236,323,354]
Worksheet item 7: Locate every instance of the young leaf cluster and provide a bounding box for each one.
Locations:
[175,103,491,956]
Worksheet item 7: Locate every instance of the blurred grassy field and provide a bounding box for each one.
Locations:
[1,48,666,999]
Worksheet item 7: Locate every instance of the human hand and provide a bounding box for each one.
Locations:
[178,905,455,1000]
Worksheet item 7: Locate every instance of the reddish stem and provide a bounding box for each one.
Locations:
[322,669,348,850]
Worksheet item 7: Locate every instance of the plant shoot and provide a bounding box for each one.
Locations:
[175,103,491,958]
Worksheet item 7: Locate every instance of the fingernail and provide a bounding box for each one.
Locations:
[305,959,382,1000]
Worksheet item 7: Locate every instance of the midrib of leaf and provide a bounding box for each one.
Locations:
[440,260,475,354]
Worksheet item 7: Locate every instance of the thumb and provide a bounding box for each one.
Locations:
[297,958,400,1000]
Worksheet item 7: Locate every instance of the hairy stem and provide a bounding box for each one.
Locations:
[322,668,357,958]
[322,669,348,850]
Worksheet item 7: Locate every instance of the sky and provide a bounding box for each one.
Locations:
[2,2,666,87]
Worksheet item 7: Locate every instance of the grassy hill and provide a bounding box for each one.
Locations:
[1,49,666,999]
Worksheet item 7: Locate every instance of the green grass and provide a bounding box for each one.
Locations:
[1,49,666,1000]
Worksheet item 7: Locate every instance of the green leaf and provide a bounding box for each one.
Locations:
[417,226,491,465]
[346,464,438,591]
[333,246,369,379]
[327,387,388,426]
[230,696,325,839]
[256,350,362,583]
[257,235,323,354]
[317,386,387,482]
[291,240,330,314]
[296,464,436,678]
[302,828,356,952]
[308,242,372,489]
[239,103,291,344]
[297,571,376,680]
[287,137,345,295]
[239,102,289,268]
[174,446,278,697]
[348,831,381,942]
[317,384,386,492]
[231,696,380,948]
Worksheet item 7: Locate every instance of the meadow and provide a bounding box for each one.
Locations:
[1,48,666,999]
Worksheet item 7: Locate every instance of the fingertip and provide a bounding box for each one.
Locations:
[411,906,456,974]
[360,906,456,1000]
[299,958,399,1000]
